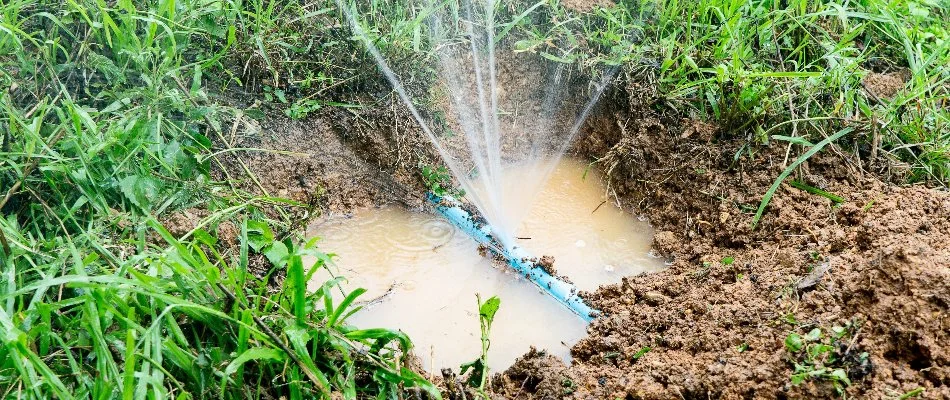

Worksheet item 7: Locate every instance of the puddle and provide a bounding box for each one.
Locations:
[306,159,666,372]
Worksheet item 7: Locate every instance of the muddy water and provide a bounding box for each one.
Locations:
[306,159,665,371]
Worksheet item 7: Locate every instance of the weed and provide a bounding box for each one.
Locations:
[899,387,925,399]
[460,294,501,399]
[286,99,323,120]
[752,127,855,228]
[421,163,466,198]
[561,377,577,395]
[784,323,872,395]
[631,346,651,362]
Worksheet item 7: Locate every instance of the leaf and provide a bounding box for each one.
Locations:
[288,254,306,322]
[398,368,443,400]
[118,175,163,212]
[328,288,366,327]
[86,52,125,84]
[785,332,803,352]
[263,241,289,267]
[829,368,851,386]
[789,180,845,203]
[244,108,266,120]
[459,358,484,387]
[808,343,833,360]
[224,348,285,375]
[631,346,651,361]
[246,220,274,252]
[771,135,815,147]
[479,296,501,326]
[540,51,573,64]
[513,38,542,52]
[805,328,822,342]
[790,372,807,385]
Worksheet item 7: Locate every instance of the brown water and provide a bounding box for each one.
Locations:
[306,159,665,372]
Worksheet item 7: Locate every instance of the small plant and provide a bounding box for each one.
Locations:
[460,294,501,398]
[421,164,465,197]
[784,323,871,395]
[285,99,322,119]
[263,85,288,104]
[631,346,652,362]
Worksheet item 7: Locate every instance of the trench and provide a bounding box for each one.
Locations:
[305,158,666,371]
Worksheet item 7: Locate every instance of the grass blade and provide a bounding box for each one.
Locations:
[752,127,854,228]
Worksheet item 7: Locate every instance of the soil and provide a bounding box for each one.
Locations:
[562,0,617,13]
[863,70,911,100]
[213,55,949,398]
[491,80,950,399]
[212,93,440,217]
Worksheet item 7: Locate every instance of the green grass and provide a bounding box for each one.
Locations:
[0,1,437,398]
[530,0,949,183]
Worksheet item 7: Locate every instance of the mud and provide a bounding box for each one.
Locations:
[212,55,948,398]
[211,93,437,218]
[488,81,950,398]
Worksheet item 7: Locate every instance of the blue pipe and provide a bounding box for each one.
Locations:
[427,193,599,322]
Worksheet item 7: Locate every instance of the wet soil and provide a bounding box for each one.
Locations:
[215,94,438,215]
[210,58,948,398]
[490,82,950,399]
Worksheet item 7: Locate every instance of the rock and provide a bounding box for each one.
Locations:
[642,291,669,305]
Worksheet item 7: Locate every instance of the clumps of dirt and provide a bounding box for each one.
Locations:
[562,0,616,13]
[161,208,210,238]
[217,220,239,248]
[211,94,435,221]
[863,69,911,100]
[492,87,949,398]
[159,208,235,248]
[493,348,581,398]
[537,255,558,276]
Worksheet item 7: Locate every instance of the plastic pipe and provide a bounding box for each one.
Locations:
[427,193,599,322]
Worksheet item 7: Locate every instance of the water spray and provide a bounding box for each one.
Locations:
[336,0,610,322]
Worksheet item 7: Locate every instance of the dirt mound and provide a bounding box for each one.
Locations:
[863,70,911,100]
[210,97,435,220]
[489,97,950,398]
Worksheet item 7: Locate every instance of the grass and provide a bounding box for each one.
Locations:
[485,0,948,226]
[0,1,438,398]
[554,0,949,184]
[1,0,948,398]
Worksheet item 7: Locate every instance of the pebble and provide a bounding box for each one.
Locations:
[642,291,669,305]
[604,264,616,272]
[574,239,587,247]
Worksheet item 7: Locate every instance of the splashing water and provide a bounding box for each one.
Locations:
[334,0,618,246]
